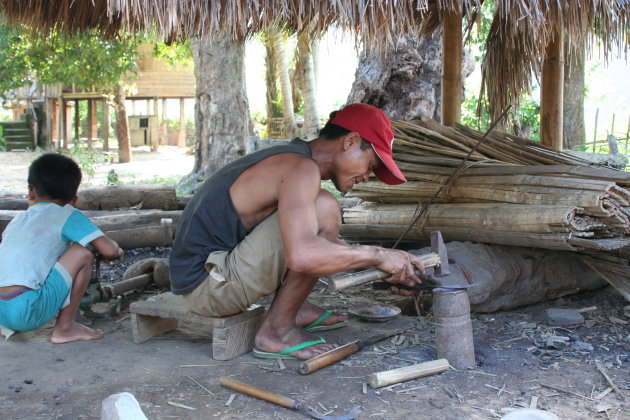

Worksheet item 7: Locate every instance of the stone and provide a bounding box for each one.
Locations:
[571,341,594,352]
[545,308,584,326]
[101,392,148,420]
[501,408,558,420]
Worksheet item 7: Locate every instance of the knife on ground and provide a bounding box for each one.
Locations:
[298,329,404,375]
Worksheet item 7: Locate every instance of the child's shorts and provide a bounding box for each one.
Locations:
[0,262,72,332]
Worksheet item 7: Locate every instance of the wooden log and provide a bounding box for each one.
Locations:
[369,359,450,388]
[75,184,178,210]
[0,197,28,210]
[106,218,175,249]
[1,210,182,244]
[89,210,183,232]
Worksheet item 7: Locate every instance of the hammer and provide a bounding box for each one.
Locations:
[328,231,468,292]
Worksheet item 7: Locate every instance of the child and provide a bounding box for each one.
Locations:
[0,153,123,343]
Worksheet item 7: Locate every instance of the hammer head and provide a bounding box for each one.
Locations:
[430,231,450,276]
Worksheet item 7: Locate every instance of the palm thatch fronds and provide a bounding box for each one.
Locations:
[0,0,431,47]
[480,1,630,122]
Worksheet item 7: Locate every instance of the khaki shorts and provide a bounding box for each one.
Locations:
[182,212,287,317]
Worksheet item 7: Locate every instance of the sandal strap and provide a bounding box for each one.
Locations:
[304,311,332,330]
[278,337,326,355]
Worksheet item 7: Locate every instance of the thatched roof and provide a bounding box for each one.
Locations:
[1,1,628,123]
[479,1,630,121]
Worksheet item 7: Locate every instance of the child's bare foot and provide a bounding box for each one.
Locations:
[51,322,103,344]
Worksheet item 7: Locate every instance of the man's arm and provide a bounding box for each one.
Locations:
[276,158,423,286]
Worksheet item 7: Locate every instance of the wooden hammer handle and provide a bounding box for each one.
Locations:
[219,376,296,409]
[328,252,441,292]
[298,342,361,375]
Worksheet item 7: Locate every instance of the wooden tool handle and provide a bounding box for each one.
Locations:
[368,359,450,388]
[328,252,441,292]
[298,342,361,375]
[219,376,296,409]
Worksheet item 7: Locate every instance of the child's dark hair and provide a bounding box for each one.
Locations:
[319,110,371,150]
[28,153,82,202]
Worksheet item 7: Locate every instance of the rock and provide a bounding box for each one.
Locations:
[101,392,148,420]
[571,341,594,352]
[500,408,559,420]
[546,308,584,326]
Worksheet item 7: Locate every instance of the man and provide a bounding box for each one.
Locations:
[170,103,424,360]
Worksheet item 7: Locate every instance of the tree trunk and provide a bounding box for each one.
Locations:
[563,41,586,150]
[192,37,251,177]
[264,35,281,120]
[113,83,132,163]
[297,31,320,139]
[347,33,474,121]
[270,30,297,138]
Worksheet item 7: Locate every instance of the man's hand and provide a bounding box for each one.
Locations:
[374,248,425,289]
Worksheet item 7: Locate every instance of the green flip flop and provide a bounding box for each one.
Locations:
[304,311,348,332]
[252,337,327,360]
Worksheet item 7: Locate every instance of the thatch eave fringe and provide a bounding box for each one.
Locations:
[1,1,628,123]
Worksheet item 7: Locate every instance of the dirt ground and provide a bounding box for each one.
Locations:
[1,150,629,420]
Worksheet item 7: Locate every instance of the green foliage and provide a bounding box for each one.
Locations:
[468,2,496,50]
[0,23,140,99]
[68,146,106,182]
[461,93,490,132]
[321,181,343,199]
[153,39,193,67]
[461,93,541,142]
[0,125,5,151]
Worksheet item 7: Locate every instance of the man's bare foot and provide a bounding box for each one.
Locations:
[255,322,334,359]
[50,321,103,344]
[296,300,348,328]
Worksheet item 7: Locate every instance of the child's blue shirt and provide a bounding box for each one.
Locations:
[0,203,103,289]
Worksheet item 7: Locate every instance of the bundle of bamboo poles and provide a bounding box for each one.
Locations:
[341,116,630,256]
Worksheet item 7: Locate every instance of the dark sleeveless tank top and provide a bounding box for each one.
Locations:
[169,138,313,294]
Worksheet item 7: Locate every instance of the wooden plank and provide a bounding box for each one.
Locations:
[130,312,178,344]
[129,292,265,328]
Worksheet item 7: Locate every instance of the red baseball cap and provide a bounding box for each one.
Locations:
[330,103,406,185]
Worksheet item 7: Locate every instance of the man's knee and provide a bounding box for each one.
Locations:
[316,189,341,239]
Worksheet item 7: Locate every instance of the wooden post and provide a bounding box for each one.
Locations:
[160,98,168,145]
[177,98,186,147]
[441,9,463,127]
[44,98,53,149]
[64,99,72,149]
[74,99,81,147]
[51,99,58,148]
[102,99,110,152]
[87,99,94,150]
[152,97,159,151]
[541,25,564,150]
[593,108,599,152]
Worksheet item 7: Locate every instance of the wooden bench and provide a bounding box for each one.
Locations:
[129,292,265,361]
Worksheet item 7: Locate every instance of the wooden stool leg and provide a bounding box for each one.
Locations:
[130,313,178,344]
[211,312,264,361]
